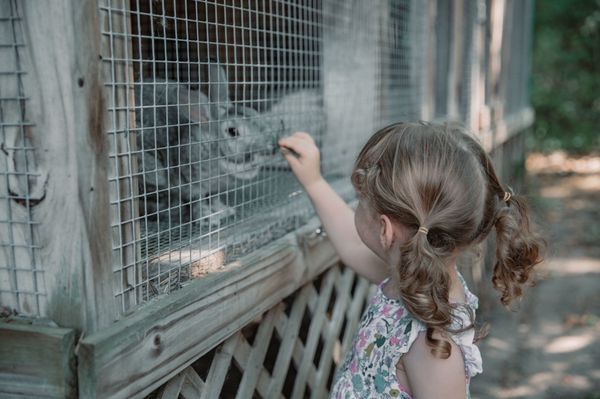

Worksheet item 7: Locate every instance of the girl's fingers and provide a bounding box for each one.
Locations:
[281,147,302,169]
[296,131,315,144]
[279,136,308,156]
[280,131,313,146]
[280,133,315,151]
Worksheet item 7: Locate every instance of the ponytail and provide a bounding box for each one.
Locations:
[348,121,546,359]
[394,223,472,359]
[493,190,546,306]
[464,135,547,308]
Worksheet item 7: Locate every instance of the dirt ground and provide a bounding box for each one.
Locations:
[470,151,600,399]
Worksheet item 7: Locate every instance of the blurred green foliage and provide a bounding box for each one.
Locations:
[530,0,600,153]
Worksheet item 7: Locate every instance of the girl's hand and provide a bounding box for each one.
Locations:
[278,131,323,189]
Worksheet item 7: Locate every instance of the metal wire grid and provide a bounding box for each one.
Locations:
[0,0,44,317]
[377,0,421,126]
[101,0,321,313]
[100,0,424,315]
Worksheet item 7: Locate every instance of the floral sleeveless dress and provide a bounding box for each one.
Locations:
[330,270,483,398]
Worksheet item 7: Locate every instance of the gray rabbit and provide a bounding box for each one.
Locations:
[134,63,275,229]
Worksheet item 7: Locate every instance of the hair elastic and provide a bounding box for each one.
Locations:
[503,191,512,202]
[417,226,429,235]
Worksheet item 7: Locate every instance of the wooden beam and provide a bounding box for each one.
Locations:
[0,0,116,331]
[468,0,488,133]
[0,0,44,317]
[0,321,77,398]
[77,215,340,399]
[421,0,438,121]
[490,106,534,151]
[99,0,143,312]
[447,0,465,121]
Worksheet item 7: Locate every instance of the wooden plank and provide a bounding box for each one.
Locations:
[291,267,338,399]
[100,0,142,312]
[407,0,429,120]
[447,0,465,120]
[0,322,76,398]
[230,331,276,399]
[338,277,371,368]
[488,0,507,146]
[179,367,205,398]
[235,304,280,399]
[480,106,534,153]
[77,215,340,399]
[422,0,438,120]
[157,371,185,399]
[312,267,354,399]
[0,0,117,330]
[0,0,45,318]
[267,286,309,398]
[498,0,515,117]
[200,333,240,399]
[288,329,318,393]
[468,0,487,133]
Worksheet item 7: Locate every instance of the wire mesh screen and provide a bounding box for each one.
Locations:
[0,0,45,317]
[434,0,452,119]
[100,0,423,315]
[377,0,421,126]
[504,0,533,116]
[459,0,476,124]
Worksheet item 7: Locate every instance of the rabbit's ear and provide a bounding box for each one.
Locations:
[201,61,232,119]
[237,105,260,118]
[178,88,211,123]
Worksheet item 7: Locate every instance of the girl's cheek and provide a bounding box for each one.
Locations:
[354,209,364,242]
[354,205,367,245]
[355,206,376,252]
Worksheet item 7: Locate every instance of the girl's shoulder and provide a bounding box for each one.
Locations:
[374,274,483,379]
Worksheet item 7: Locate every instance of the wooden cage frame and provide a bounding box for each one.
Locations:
[0,0,534,398]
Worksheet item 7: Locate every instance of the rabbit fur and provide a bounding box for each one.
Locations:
[134,63,274,229]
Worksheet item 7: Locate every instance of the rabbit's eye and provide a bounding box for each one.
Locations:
[227,127,239,137]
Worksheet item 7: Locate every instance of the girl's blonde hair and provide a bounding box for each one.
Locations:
[350,121,546,359]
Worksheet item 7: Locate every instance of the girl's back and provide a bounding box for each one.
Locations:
[331,270,481,398]
[278,122,546,398]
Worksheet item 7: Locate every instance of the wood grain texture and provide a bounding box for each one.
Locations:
[77,215,339,399]
[0,322,77,398]
[0,0,116,331]
[447,0,465,120]
[0,0,46,319]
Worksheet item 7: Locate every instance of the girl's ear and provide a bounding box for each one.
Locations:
[379,214,396,251]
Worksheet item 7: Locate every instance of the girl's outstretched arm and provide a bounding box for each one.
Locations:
[278,132,389,284]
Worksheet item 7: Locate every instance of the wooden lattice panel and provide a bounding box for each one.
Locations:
[145,264,373,399]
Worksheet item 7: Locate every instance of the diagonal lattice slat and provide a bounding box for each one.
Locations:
[146,263,372,399]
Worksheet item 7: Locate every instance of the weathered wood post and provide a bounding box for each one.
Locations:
[1,0,116,396]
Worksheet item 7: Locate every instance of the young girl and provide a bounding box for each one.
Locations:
[278,121,546,399]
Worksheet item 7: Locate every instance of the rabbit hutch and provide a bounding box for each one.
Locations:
[0,0,534,398]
